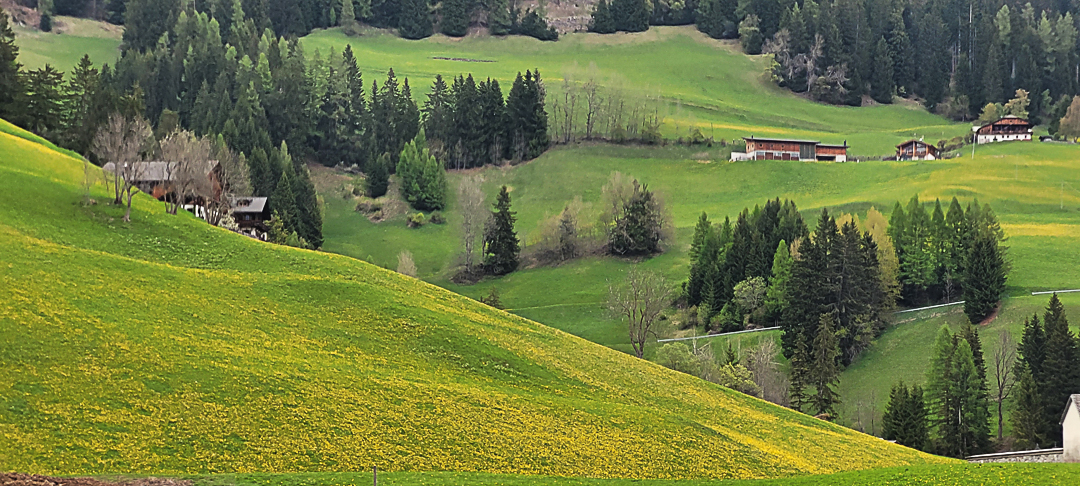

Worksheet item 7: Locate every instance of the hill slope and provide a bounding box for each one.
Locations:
[0,120,949,477]
[300,26,967,155]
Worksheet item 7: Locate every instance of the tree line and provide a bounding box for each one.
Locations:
[683,197,1009,418]
[43,0,556,43]
[423,70,550,170]
[1,4,555,249]
[587,0,1080,118]
[883,293,1078,457]
[887,195,1008,320]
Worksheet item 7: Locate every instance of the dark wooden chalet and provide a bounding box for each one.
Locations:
[896,139,939,160]
[230,197,271,230]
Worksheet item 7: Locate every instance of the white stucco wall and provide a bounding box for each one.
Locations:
[977,133,1033,144]
[1066,402,1079,463]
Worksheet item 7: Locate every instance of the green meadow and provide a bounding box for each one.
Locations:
[300,26,969,155]
[173,463,1080,485]
[0,118,953,477]
[12,16,121,71]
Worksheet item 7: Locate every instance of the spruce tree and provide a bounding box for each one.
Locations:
[423,74,452,145]
[764,239,792,324]
[440,0,470,37]
[883,381,929,451]
[788,332,811,413]
[1011,363,1045,449]
[366,152,391,198]
[588,0,616,34]
[398,0,432,39]
[483,185,520,275]
[1041,293,1079,446]
[0,7,20,120]
[809,313,841,417]
[925,325,956,452]
[952,339,989,457]
[870,37,894,104]
[272,170,300,234]
[962,229,1006,324]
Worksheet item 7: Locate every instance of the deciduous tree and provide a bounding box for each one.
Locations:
[609,266,671,359]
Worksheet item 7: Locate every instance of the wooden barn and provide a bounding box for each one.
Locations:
[739,137,848,162]
[896,139,939,160]
[975,115,1033,144]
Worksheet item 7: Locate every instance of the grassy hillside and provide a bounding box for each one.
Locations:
[0,118,950,478]
[175,463,1080,485]
[320,140,1080,355]
[300,26,968,155]
[12,16,121,71]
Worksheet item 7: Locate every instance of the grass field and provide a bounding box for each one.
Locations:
[300,26,969,155]
[11,16,121,71]
[0,117,955,478]
[164,463,1080,485]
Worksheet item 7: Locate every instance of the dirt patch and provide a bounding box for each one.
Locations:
[432,56,496,63]
[978,302,1003,326]
[1,0,40,28]
[0,474,190,486]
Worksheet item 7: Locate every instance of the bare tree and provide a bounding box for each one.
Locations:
[794,34,825,93]
[397,250,418,277]
[159,129,213,216]
[992,329,1018,440]
[745,339,789,406]
[608,266,672,359]
[457,175,486,277]
[583,75,601,139]
[93,113,152,222]
[205,141,250,226]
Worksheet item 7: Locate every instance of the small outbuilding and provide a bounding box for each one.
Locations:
[1063,394,1080,463]
[896,139,939,160]
[974,115,1034,144]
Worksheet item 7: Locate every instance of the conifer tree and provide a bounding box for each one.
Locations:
[366,152,390,198]
[340,0,356,25]
[962,229,1006,324]
[1011,363,1045,449]
[398,0,432,39]
[423,74,452,145]
[272,170,299,234]
[440,0,470,37]
[788,332,811,413]
[809,313,841,417]
[870,36,894,103]
[589,0,616,34]
[1041,293,1079,446]
[483,185,520,275]
[0,7,20,120]
[883,381,929,451]
[764,239,792,324]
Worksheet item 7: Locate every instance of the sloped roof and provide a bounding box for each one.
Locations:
[1062,394,1080,424]
[743,136,821,144]
[101,161,218,182]
[230,197,268,213]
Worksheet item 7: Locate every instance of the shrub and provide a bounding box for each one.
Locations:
[407,212,426,228]
[429,211,446,224]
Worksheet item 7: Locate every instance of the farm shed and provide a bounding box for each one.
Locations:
[736,137,848,162]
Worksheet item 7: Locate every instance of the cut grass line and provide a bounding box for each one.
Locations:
[657,327,782,343]
[506,301,606,311]
[1031,289,1080,295]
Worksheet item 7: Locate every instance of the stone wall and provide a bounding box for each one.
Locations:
[967,449,1063,463]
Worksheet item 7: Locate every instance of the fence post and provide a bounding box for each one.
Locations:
[373,465,377,486]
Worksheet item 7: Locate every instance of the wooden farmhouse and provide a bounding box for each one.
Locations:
[1064,394,1079,463]
[896,139,939,160]
[230,197,272,230]
[102,160,221,201]
[738,137,849,162]
[974,115,1033,144]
